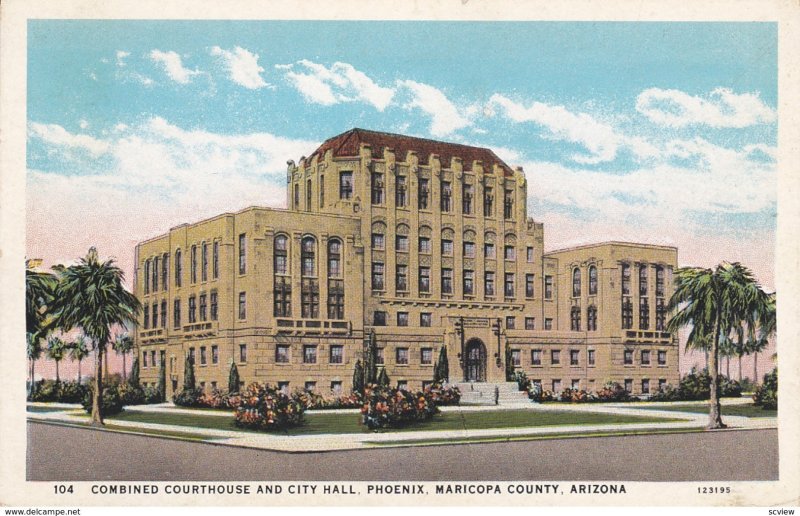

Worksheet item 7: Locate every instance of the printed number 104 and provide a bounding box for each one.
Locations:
[54,485,74,494]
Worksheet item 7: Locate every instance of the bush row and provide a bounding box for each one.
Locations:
[647,369,743,401]
[513,372,638,403]
[233,383,306,431]
[361,385,440,430]
[752,368,777,410]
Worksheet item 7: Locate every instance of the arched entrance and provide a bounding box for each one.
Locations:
[464,338,487,382]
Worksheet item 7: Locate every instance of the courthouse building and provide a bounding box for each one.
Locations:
[134,128,679,398]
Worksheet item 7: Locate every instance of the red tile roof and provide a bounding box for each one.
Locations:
[307,128,513,176]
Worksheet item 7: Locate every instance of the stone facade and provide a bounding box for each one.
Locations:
[134,128,679,397]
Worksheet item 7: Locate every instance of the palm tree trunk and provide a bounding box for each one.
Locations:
[122,353,127,381]
[708,310,726,429]
[29,360,35,398]
[77,359,82,384]
[91,344,104,426]
[726,356,730,378]
[104,351,109,379]
[738,354,742,382]
[753,352,759,385]
[55,361,60,383]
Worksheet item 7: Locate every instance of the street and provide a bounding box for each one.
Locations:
[27,422,778,481]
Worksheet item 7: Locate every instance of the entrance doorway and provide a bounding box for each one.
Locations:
[464,339,487,382]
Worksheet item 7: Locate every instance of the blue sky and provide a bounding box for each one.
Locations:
[26,20,777,289]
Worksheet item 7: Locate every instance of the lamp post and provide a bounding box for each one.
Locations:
[454,317,464,368]
[492,317,502,368]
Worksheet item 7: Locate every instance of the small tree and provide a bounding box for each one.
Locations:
[377,367,390,388]
[228,360,240,394]
[27,333,43,399]
[46,336,68,383]
[352,359,364,394]
[157,358,166,402]
[129,357,140,387]
[68,336,90,384]
[364,330,378,385]
[504,341,515,381]
[433,345,449,384]
[112,332,134,381]
[183,353,196,391]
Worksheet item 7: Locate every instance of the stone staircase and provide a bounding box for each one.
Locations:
[454,382,531,406]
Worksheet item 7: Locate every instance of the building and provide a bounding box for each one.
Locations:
[134,128,679,398]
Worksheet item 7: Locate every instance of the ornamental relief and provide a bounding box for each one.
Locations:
[463,258,475,270]
[419,254,432,267]
[442,257,454,268]
[396,254,409,266]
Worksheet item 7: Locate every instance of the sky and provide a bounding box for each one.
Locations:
[26,20,777,380]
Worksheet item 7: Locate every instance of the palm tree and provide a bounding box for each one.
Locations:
[668,262,770,429]
[746,337,770,385]
[68,336,91,384]
[50,247,141,426]
[112,332,134,381]
[46,336,68,383]
[26,262,57,397]
[27,333,43,398]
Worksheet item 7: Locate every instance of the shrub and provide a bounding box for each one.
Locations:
[233,383,305,431]
[293,390,364,410]
[29,380,60,402]
[116,382,145,406]
[143,385,162,404]
[360,385,439,430]
[173,388,204,407]
[753,368,777,410]
[647,369,742,402]
[56,381,89,404]
[425,383,461,406]
[28,380,88,403]
[198,388,238,410]
[81,385,124,416]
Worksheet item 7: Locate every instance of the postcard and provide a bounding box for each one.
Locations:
[1,0,798,510]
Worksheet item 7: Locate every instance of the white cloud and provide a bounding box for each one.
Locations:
[28,122,110,157]
[281,60,394,111]
[210,46,269,90]
[79,120,89,130]
[636,87,776,128]
[115,51,130,67]
[149,50,201,84]
[396,80,469,137]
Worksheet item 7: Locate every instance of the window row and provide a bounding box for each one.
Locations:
[370,232,533,264]
[621,263,667,297]
[529,378,669,394]
[569,305,598,332]
[513,348,597,367]
[571,265,599,297]
[372,265,535,298]
[623,349,668,366]
[621,297,667,330]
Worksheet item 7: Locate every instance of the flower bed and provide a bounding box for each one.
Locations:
[360,385,439,430]
[233,383,305,431]
[424,383,461,406]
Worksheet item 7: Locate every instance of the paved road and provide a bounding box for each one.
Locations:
[27,422,778,481]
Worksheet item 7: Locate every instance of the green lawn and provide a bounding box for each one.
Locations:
[634,403,776,418]
[100,408,682,435]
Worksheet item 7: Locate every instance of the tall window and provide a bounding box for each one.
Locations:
[274,235,288,275]
[441,268,453,295]
[639,264,648,295]
[301,237,316,276]
[441,239,453,256]
[656,298,666,331]
[143,306,149,329]
[151,303,158,329]
[396,265,408,292]
[173,299,181,328]
[463,270,474,296]
[293,184,299,209]
[144,259,150,294]
[485,272,495,297]
[152,256,159,292]
[527,247,534,263]
[441,181,452,212]
[199,294,207,321]
[570,306,581,331]
[483,186,494,217]
[396,235,409,252]
[621,263,631,295]
[188,296,196,323]
[572,268,581,297]
[306,179,312,211]
[238,292,246,319]
[484,243,495,259]
[419,237,431,254]
[174,250,182,288]
[588,265,598,295]
[622,298,633,329]
[201,242,208,282]
[525,274,535,298]
[587,305,597,331]
[419,267,431,293]
[504,273,515,298]
[210,291,218,321]
[301,237,319,318]
[372,262,384,290]
[371,172,384,205]
[503,189,514,219]
[396,176,407,207]
[327,239,341,278]
[504,245,515,261]
[275,277,292,317]
[319,174,324,207]
[339,171,353,199]
[656,266,665,297]
[462,184,473,214]
[328,242,344,318]
[238,234,246,275]
[161,254,168,290]
[329,345,343,364]
[545,275,553,299]
[418,178,429,209]
[639,297,650,330]
[160,300,166,328]
[212,241,219,279]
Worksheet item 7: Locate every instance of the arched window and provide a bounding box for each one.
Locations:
[301,236,316,276]
[327,239,344,319]
[301,236,319,318]
[588,265,597,295]
[655,265,665,297]
[274,235,288,275]
[143,259,151,294]
[570,306,581,331]
[371,221,386,250]
[174,249,182,288]
[161,253,169,291]
[306,179,312,211]
[639,264,649,295]
[273,235,291,317]
[396,224,410,252]
[441,228,454,256]
[327,239,342,278]
[587,305,597,331]
[463,230,476,258]
[572,267,581,297]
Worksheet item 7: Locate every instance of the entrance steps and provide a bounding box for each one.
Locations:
[454,382,531,406]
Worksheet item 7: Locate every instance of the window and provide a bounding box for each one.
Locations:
[420,313,432,327]
[506,316,515,330]
[441,181,452,212]
[301,236,316,276]
[544,275,553,299]
[441,268,453,295]
[503,189,514,219]
[188,347,196,363]
[570,350,580,366]
[174,249,182,287]
[331,381,342,394]
[570,306,581,331]
[624,379,633,393]
[552,379,562,392]
[305,381,316,392]
[274,277,292,317]
[319,174,324,207]
[274,235,288,275]
[462,184,473,214]
[463,270,474,296]
[525,274,535,298]
[639,264,648,295]
[656,298,666,331]
[551,350,561,365]
[327,239,342,277]
[144,259,150,295]
[293,183,300,209]
[658,350,667,365]
[463,241,475,258]
[372,262,385,290]
[624,350,633,365]
[143,351,148,368]
[188,296,196,323]
[211,381,217,390]
[418,237,431,254]
[238,292,246,319]
[238,234,246,275]
[371,233,385,250]
[306,179,312,211]
[504,245,515,261]
[418,178,429,209]
[396,265,408,292]
[641,379,650,394]
[396,235,409,252]
[441,239,453,256]
[301,278,319,318]
[397,312,409,327]
[484,272,495,297]
[588,349,596,366]
[571,379,581,390]
[396,176,407,207]
[511,349,521,367]
[396,348,409,365]
[371,172,384,205]
[397,380,408,390]
[201,242,208,282]
[212,241,219,279]
[622,298,633,329]
[190,245,197,283]
[531,349,542,365]
[421,348,433,365]
[153,257,159,292]
[329,345,343,364]
[484,243,495,259]
[339,171,353,199]
[656,266,665,297]
[639,297,650,330]
[151,303,158,328]
[641,350,651,365]
[211,345,219,364]
[210,291,218,321]
[376,348,384,364]
[587,305,597,331]
[373,311,387,326]
[525,317,535,330]
[621,263,631,295]
[276,345,290,364]
[200,346,207,366]
[173,299,181,328]
[199,294,207,321]
[303,345,317,364]
[527,247,534,263]
[161,254,169,290]
[658,379,668,391]
[572,268,581,297]
[419,267,431,293]
[160,300,167,328]
[278,381,289,393]
[589,265,598,295]
[504,273,515,298]
[143,305,149,329]
[483,187,494,217]
[328,278,344,319]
